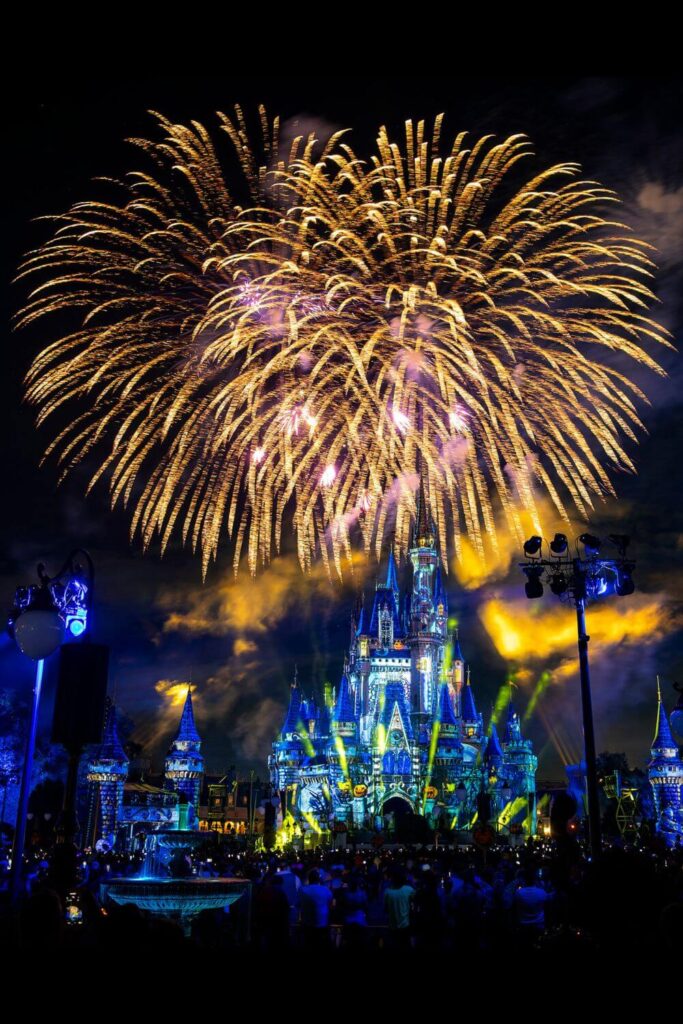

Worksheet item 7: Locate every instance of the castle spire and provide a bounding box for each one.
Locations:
[652,676,677,755]
[461,665,478,721]
[385,547,399,593]
[452,627,464,663]
[436,682,458,729]
[485,722,504,762]
[97,699,128,764]
[332,672,358,737]
[165,685,204,821]
[174,685,200,745]
[281,670,303,737]
[414,475,435,548]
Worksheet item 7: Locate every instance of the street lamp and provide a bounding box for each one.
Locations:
[519,531,636,861]
[7,550,93,901]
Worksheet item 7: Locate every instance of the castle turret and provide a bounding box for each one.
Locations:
[87,700,129,845]
[414,475,435,550]
[460,667,482,743]
[409,478,441,720]
[433,683,461,758]
[165,686,204,820]
[484,723,504,767]
[500,690,538,835]
[281,677,303,739]
[648,679,683,845]
[331,673,358,740]
[436,682,459,733]
[269,672,307,808]
[369,550,402,649]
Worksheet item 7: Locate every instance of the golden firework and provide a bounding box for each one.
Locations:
[18,109,671,577]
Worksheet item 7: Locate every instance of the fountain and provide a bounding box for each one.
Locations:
[101,805,249,934]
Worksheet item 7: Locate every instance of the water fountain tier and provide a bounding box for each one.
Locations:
[101,829,249,932]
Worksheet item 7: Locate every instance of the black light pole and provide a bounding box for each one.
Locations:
[573,565,602,860]
[520,532,635,862]
[7,550,95,901]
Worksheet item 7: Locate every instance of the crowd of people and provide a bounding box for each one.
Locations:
[0,833,681,957]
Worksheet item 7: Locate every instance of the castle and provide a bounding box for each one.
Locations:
[84,484,682,848]
[269,482,539,837]
[87,688,204,847]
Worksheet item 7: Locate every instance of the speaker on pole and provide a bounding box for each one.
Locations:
[52,643,109,749]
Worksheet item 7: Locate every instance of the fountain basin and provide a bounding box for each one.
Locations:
[101,876,249,927]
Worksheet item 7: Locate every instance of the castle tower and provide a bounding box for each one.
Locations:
[331,672,358,742]
[326,672,360,823]
[460,667,483,744]
[484,723,504,772]
[87,700,129,845]
[165,686,204,821]
[433,683,461,755]
[269,671,307,799]
[409,478,441,721]
[648,679,683,845]
[500,691,538,835]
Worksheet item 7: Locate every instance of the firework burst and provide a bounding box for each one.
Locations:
[18,109,671,576]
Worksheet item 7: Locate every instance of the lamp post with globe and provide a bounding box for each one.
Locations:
[7,550,93,901]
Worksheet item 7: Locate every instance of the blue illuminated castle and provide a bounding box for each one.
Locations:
[88,687,204,846]
[269,482,538,836]
[648,681,683,846]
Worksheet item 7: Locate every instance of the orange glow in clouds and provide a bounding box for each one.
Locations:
[480,596,669,663]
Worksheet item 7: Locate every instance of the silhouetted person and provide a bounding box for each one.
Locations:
[254,874,291,951]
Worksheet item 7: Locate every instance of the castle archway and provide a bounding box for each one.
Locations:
[382,795,413,818]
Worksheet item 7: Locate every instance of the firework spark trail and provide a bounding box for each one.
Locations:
[17,108,672,577]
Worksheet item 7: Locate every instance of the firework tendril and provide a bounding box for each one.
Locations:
[18,108,671,577]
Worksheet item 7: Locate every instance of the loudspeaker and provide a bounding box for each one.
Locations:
[52,643,109,748]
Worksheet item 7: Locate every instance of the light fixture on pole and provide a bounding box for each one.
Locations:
[519,532,636,861]
[7,550,94,902]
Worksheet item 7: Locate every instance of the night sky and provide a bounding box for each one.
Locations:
[3,78,682,780]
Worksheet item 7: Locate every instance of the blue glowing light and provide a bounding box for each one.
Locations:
[54,578,89,639]
[66,613,87,637]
